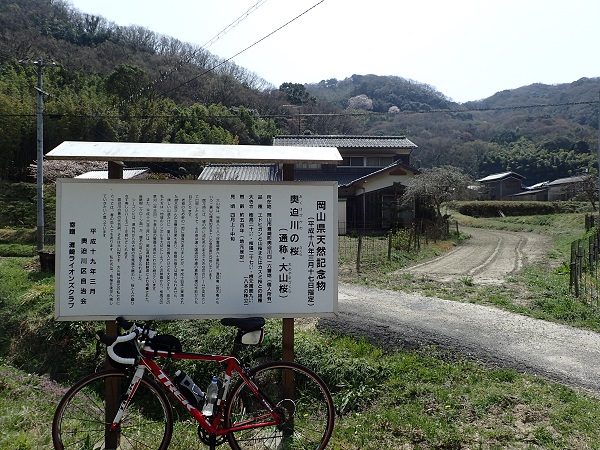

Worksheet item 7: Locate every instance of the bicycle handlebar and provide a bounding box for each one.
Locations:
[95,317,154,366]
[115,316,137,332]
[96,328,139,366]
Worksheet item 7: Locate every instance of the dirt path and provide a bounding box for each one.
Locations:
[319,227,600,394]
[396,226,552,283]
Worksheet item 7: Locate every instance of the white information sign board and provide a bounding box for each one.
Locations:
[55,179,338,320]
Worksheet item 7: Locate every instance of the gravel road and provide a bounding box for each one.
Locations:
[319,227,600,394]
[397,227,553,283]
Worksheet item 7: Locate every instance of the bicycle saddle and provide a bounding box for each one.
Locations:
[220,317,265,332]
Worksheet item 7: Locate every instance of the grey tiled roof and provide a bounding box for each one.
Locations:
[199,161,417,186]
[273,135,417,149]
[198,164,281,181]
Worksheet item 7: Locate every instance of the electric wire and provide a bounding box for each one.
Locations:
[112,0,270,110]
[159,0,325,97]
[1,99,597,119]
[200,0,269,49]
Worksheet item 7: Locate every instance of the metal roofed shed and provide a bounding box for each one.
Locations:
[45,141,342,164]
[476,171,525,183]
[476,171,526,200]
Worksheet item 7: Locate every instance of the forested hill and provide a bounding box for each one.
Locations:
[306,75,600,185]
[1,0,599,187]
[0,0,275,103]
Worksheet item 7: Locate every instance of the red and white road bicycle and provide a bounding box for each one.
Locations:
[52,316,334,450]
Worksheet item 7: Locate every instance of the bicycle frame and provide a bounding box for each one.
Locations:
[108,347,283,437]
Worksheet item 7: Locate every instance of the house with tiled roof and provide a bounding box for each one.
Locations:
[199,135,420,233]
[275,135,420,232]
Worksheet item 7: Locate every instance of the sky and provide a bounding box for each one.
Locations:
[67,0,599,103]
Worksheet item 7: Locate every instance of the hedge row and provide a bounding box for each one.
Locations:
[454,201,591,217]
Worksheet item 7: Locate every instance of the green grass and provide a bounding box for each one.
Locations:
[0,362,66,449]
[0,244,37,257]
[5,331,600,449]
[4,209,600,448]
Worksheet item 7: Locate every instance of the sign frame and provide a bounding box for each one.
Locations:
[55,178,338,321]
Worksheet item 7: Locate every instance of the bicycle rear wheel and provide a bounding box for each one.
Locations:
[52,369,173,450]
[225,361,334,450]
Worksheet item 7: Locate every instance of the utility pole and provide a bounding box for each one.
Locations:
[22,58,55,250]
[283,105,302,134]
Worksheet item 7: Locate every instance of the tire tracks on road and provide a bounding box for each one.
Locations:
[397,226,548,283]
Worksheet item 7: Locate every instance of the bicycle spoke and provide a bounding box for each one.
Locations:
[226,362,334,450]
[52,370,172,450]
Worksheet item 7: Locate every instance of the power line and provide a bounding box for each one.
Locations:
[112,0,270,111]
[2,98,597,119]
[160,0,326,97]
[200,0,270,49]
[463,100,598,112]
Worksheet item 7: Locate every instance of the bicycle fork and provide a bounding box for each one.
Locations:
[107,365,147,433]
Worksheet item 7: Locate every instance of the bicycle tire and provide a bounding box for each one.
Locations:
[52,369,173,450]
[225,361,334,450]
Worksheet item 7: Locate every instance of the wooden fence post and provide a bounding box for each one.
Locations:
[356,234,362,273]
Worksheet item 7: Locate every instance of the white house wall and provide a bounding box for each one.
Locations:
[355,172,414,194]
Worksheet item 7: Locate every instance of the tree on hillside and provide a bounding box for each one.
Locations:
[105,64,151,101]
[402,166,475,222]
[279,82,315,106]
[572,172,598,211]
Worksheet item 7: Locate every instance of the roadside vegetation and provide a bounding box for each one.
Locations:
[4,200,600,448]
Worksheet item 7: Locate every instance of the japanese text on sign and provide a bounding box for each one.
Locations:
[55,180,338,320]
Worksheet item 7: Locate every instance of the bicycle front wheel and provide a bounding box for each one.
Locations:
[225,361,334,450]
[52,369,173,450]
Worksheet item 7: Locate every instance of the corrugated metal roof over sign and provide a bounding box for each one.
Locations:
[75,168,149,179]
[46,141,341,163]
[273,135,417,149]
[198,164,281,181]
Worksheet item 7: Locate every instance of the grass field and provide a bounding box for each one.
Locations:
[3,210,600,448]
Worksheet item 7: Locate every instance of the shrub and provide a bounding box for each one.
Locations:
[453,201,589,217]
